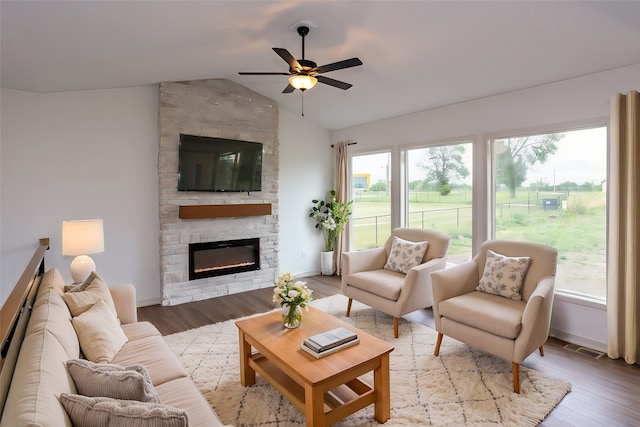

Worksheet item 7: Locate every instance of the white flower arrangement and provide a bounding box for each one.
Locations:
[272,272,313,308]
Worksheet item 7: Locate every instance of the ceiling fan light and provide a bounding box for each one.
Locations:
[289,75,317,90]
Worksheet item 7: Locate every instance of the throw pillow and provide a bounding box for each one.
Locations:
[59,394,188,427]
[62,273,118,319]
[66,359,160,403]
[476,249,531,300]
[383,236,429,274]
[71,299,128,363]
[64,271,100,293]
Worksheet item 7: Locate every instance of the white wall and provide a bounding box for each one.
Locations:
[1,86,161,306]
[278,109,332,277]
[0,86,334,307]
[331,62,640,351]
[332,64,640,148]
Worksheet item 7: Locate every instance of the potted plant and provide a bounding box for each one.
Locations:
[309,190,353,275]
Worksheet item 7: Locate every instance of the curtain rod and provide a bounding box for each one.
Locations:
[330,142,358,148]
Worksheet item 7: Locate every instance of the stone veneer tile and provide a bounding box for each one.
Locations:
[158,79,279,306]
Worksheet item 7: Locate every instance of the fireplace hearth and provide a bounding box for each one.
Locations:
[189,238,260,281]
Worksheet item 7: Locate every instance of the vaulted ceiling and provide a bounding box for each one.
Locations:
[2,1,640,130]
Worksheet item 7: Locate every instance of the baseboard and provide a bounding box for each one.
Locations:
[294,270,321,278]
[136,297,162,307]
[549,328,607,353]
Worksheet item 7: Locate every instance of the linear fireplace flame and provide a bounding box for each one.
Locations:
[189,238,260,281]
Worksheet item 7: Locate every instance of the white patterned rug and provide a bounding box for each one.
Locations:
[164,294,570,427]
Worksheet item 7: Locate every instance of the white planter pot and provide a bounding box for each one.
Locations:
[320,251,336,276]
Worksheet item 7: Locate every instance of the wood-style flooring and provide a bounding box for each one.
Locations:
[138,275,640,427]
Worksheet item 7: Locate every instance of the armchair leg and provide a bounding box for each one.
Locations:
[346,298,353,317]
[393,318,399,338]
[512,362,520,394]
[434,333,443,356]
[539,346,545,357]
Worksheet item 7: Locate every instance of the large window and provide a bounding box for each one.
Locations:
[351,152,392,250]
[491,126,607,299]
[406,141,473,262]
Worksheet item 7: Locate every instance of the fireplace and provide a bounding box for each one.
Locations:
[188,238,260,280]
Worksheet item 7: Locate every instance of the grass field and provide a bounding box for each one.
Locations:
[350,189,606,298]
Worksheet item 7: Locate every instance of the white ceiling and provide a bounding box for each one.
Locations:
[2,1,640,131]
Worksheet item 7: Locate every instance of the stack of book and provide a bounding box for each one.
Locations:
[301,327,359,358]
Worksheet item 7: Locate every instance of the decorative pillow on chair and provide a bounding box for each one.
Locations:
[71,299,128,363]
[384,236,429,274]
[66,359,160,403]
[59,394,188,427]
[476,249,531,300]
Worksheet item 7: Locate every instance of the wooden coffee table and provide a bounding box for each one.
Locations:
[235,306,394,426]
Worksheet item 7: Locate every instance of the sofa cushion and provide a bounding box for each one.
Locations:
[155,377,228,427]
[476,250,531,301]
[38,267,66,295]
[72,299,128,363]
[26,288,80,359]
[62,273,118,318]
[346,269,405,301]
[0,330,76,427]
[59,393,188,427]
[384,236,428,274]
[121,321,162,342]
[438,291,526,339]
[67,358,160,403]
[112,335,188,386]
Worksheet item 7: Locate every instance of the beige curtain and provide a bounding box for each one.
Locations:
[334,141,351,275]
[607,90,640,364]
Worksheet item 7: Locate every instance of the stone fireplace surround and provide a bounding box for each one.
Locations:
[158,79,279,306]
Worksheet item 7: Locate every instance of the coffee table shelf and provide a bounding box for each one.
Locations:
[249,351,377,423]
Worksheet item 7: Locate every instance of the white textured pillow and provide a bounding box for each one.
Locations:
[71,299,128,363]
[384,236,429,274]
[476,250,531,300]
[66,359,160,403]
[59,394,188,427]
[62,273,118,319]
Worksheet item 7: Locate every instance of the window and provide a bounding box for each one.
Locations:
[406,142,474,262]
[350,152,392,250]
[491,126,607,299]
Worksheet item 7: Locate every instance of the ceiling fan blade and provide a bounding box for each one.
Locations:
[273,48,302,72]
[238,72,291,75]
[316,58,363,74]
[282,84,295,94]
[316,75,353,90]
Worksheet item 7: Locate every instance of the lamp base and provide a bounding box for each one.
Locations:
[69,255,96,283]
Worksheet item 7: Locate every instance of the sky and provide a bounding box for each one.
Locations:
[352,126,607,188]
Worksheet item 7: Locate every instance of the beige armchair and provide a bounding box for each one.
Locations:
[342,228,450,338]
[431,239,557,393]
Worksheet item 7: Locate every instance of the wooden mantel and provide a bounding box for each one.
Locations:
[179,203,272,219]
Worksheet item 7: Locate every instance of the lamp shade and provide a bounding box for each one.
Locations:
[289,75,317,91]
[62,219,104,256]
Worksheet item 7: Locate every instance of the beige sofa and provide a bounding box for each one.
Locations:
[0,267,228,427]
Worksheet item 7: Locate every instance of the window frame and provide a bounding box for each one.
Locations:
[485,118,609,303]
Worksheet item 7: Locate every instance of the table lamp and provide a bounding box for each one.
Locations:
[62,219,104,283]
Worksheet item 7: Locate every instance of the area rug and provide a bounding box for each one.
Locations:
[164,294,571,427]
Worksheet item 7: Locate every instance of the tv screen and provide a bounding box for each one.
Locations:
[178,134,263,192]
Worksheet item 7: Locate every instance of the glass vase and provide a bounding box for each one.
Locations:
[282,304,302,329]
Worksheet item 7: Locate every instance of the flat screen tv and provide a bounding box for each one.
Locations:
[178,134,263,192]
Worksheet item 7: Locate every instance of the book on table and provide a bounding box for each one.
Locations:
[301,327,359,358]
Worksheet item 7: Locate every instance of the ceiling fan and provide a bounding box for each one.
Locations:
[238,25,363,93]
